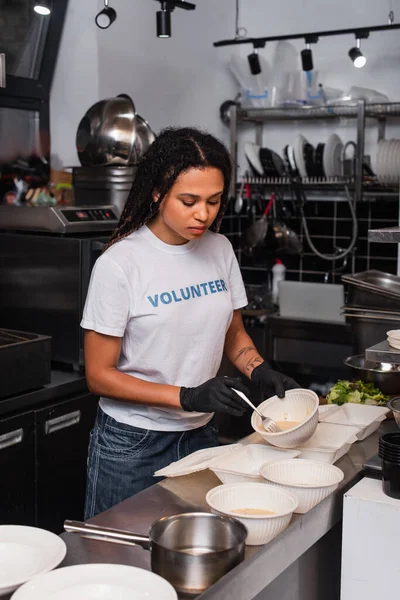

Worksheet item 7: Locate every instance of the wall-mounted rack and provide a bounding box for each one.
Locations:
[228,100,400,204]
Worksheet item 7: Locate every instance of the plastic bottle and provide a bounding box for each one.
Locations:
[271,259,286,306]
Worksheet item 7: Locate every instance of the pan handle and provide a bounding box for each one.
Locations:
[64,520,151,550]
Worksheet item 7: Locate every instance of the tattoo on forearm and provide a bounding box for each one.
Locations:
[245,357,263,372]
[234,346,257,362]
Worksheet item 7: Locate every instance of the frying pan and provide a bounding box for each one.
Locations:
[241,192,275,257]
[64,512,247,596]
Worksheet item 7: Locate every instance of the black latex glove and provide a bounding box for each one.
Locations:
[251,362,299,399]
[180,377,251,416]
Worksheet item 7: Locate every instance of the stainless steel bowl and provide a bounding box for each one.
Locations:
[130,114,156,164]
[387,398,400,428]
[76,94,137,166]
[344,354,400,395]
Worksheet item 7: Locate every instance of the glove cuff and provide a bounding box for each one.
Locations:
[179,387,195,412]
[250,361,271,382]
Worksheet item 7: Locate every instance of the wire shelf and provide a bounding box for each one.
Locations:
[237,102,400,122]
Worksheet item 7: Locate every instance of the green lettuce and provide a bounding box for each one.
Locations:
[327,380,389,406]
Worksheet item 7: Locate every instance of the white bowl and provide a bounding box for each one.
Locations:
[251,389,319,448]
[387,329,400,340]
[210,445,301,484]
[206,482,298,546]
[260,459,344,513]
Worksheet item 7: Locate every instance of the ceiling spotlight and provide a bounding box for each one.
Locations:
[154,1,196,38]
[301,44,313,72]
[349,38,367,68]
[95,0,117,29]
[33,0,52,15]
[157,3,171,38]
[247,49,261,75]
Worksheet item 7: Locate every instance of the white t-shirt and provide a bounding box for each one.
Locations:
[81,225,248,431]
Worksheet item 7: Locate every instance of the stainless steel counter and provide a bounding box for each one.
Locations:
[58,420,397,600]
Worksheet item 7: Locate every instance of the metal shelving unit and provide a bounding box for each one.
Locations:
[229,100,400,202]
[365,341,400,364]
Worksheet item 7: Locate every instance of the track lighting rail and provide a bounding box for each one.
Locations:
[214,22,400,47]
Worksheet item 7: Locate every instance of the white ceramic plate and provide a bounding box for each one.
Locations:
[323,134,343,178]
[293,135,308,179]
[11,563,178,600]
[244,142,263,176]
[0,526,66,597]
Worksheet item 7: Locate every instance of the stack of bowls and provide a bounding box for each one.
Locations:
[378,432,400,499]
[387,330,400,349]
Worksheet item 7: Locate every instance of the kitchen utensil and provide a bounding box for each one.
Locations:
[232,387,282,433]
[129,114,156,164]
[241,192,275,257]
[10,564,177,600]
[251,389,319,448]
[76,94,137,166]
[64,512,247,596]
[343,354,400,395]
[260,459,344,513]
[387,398,400,429]
[206,482,298,546]
[0,526,66,596]
[234,179,245,214]
[342,270,400,300]
[209,444,301,484]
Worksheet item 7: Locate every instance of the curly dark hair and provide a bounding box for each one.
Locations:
[103,126,232,251]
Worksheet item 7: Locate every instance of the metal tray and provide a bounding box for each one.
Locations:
[342,270,400,298]
[345,283,400,312]
[0,328,51,399]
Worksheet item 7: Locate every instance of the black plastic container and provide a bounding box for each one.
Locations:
[378,433,400,499]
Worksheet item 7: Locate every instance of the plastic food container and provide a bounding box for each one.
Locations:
[260,459,344,513]
[251,389,319,448]
[206,482,298,546]
[318,404,389,441]
[210,444,301,484]
[294,423,360,464]
[153,444,240,478]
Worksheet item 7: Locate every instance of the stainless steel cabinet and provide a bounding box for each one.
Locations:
[0,411,35,525]
[0,393,98,532]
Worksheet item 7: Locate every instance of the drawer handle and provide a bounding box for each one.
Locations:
[0,428,23,450]
[45,410,81,435]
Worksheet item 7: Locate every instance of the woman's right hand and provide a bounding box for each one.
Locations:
[180,377,251,416]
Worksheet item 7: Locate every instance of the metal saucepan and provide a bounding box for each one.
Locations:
[64,512,247,596]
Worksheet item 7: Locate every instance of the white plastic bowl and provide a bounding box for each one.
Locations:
[387,329,400,340]
[210,445,301,484]
[260,459,344,514]
[206,482,298,546]
[251,389,319,448]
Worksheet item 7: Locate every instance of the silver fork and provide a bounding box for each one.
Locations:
[232,388,282,433]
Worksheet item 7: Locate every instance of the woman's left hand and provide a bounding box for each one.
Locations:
[251,362,299,399]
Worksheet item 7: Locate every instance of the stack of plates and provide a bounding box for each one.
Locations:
[376,139,400,185]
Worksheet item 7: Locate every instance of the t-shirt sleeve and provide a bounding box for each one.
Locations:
[80,256,130,337]
[227,244,248,310]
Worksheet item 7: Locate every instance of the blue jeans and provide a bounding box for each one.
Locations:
[84,407,219,519]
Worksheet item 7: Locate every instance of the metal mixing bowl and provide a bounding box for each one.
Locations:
[129,114,156,164]
[387,398,400,428]
[344,354,400,395]
[76,94,137,166]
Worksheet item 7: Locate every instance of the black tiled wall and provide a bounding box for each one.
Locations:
[220,196,399,287]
